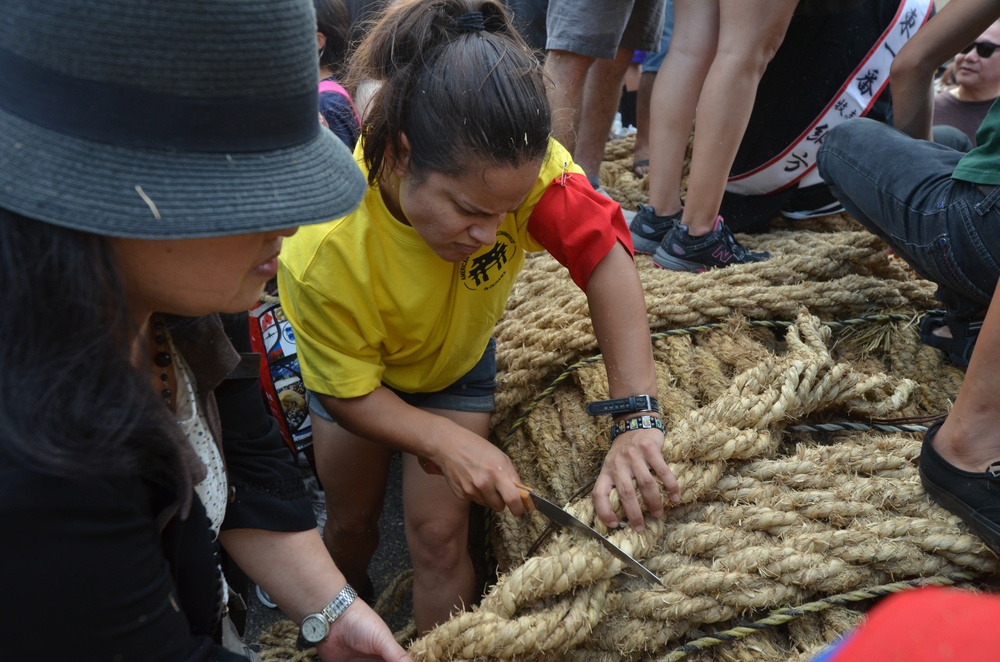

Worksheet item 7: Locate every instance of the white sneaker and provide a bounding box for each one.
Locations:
[256,584,278,609]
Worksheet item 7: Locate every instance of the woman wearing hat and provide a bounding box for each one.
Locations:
[0,0,410,660]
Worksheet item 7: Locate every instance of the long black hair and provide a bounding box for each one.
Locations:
[349,0,551,186]
[0,211,186,495]
[314,0,351,75]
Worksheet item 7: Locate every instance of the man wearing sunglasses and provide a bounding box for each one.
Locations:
[934,20,1000,147]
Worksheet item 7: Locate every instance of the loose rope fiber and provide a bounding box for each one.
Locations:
[259,137,993,661]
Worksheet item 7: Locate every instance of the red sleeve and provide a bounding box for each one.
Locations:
[526,172,634,291]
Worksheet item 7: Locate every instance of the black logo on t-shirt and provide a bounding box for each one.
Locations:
[460,229,514,291]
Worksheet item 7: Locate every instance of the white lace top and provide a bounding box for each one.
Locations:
[172,343,228,538]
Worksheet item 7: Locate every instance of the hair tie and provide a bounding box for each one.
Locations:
[452,11,485,32]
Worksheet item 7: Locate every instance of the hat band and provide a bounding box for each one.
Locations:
[0,46,318,152]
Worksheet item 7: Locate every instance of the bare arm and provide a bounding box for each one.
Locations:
[891,0,1000,139]
[314,388,528,516]
[585,243,681,532]
[219,528,411,662]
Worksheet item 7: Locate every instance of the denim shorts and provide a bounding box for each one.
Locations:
[308,338,497,421]
[641,0,673,74]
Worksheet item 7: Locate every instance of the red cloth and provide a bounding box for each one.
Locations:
[527,172,633,290]
[828,586,1000,661]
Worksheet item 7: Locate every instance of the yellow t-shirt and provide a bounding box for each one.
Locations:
[278,138,582,398]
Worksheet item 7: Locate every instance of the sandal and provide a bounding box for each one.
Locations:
[919,420,1000,554]
[918,309,982,367]
[631,158,649,178]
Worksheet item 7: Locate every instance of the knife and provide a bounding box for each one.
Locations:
[516,483,663,586]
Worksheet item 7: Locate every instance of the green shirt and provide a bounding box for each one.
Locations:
[953,97,1000,185]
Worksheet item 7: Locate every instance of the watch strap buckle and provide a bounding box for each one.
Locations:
[585,394,660,417]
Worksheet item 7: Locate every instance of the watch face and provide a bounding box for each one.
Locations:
[301,614,329,644]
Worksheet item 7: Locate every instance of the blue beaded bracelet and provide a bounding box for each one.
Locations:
[609,414,665,441]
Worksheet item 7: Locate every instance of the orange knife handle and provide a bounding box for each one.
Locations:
[514,483,537,512]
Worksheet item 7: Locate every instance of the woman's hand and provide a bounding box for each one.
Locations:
[426,431,528,516]
[593,426,679,533]
[316,600,412,662]
[319,389,528,517]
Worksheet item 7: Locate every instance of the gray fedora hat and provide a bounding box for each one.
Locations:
[0,0,366,238]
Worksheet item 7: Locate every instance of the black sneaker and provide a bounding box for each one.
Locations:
[629,204,683,254]
[652,216,770,272]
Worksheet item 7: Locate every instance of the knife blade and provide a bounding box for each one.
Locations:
[516,483,663,586]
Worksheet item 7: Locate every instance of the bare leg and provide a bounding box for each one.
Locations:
[543,48,595,155]
[680,0,797,236]
[932,278,1000,470]
[632,70,657,176]
[311,411,393,593]
[403,408,489,633]
[575,46,634,181]
[646,0,719,216]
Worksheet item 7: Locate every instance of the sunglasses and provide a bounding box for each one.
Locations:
[961,41,1000,58]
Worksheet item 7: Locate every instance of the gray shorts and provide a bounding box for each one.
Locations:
[546,0,666,59]
[308,338,497,421]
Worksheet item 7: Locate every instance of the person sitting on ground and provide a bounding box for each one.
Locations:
[629,0,797,272]
[933,19,1000,148]
[817,0,1000,367]
[0,1,409,660]
[277,0,680,635]
[315,0,362,148]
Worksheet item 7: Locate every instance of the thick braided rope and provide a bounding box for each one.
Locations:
[491,232,936,436]
[409,310,996,661]
[500,313,912,451]
[258,144,976,661]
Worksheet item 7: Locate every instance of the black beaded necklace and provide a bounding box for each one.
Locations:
[151,315,174,407]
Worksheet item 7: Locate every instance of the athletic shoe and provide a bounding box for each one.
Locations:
[780,200,845,220]
[652,216,770,272]
[629,204,683,254]
[781,183,845,219]
[256,584,278,609]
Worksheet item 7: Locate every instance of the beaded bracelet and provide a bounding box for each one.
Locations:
[609,414,665,441]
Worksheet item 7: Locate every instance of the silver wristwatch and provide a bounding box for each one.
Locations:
[299,584,358,645]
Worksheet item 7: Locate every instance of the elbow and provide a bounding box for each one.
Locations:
[890,44,934,86]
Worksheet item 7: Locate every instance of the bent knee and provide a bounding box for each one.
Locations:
[406,520,469,567]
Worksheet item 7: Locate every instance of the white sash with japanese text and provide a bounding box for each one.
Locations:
[726,0,933,195]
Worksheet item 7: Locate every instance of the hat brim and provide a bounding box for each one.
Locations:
[0,105,367,239]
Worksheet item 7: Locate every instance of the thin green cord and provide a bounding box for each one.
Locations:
[657,572,975,661]
[500,313,913,450]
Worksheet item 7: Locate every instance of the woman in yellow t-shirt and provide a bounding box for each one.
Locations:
[278,0,680,633]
